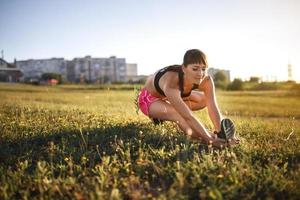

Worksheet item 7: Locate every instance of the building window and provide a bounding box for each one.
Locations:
[80,65,85,73]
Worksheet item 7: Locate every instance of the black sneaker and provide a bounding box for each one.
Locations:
[217,118,235,140]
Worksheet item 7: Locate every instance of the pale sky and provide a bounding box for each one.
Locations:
[1,0,299,81]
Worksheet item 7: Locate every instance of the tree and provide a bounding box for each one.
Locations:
[213,71,228,90]
[249,77,260,83]
[214,71,227,82]
[227,78,244,90]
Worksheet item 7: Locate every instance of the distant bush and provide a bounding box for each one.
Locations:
[214,81,228,90]
[112,81,126,84]
[41,73,62,84]
[214,71,228,82]
[227,78,244,90]
[128,78,146,84]
[286,80,296,84]
[59,84,143,91]
[292,83,300,95]
[292,83,300,90]
[213,71,229,90]
[251,82,279,90]
[249,77,260,83]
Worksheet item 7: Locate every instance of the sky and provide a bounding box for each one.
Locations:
[1,0,300,81]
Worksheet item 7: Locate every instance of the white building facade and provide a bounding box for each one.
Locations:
[16,56,137,83]
[16,58,67,81]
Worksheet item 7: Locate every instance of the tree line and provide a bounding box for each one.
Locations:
[213,71,299,91]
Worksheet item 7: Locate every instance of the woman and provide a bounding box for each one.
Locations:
[138,49,238,148]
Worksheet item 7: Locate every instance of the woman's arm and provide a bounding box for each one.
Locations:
[164,87,213,141]
[162,83,225,147]
[201,76,240,146]
[201,76,222,132]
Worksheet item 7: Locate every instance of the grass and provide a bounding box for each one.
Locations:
[0,83,299,199]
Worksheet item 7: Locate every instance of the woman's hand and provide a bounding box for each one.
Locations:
[211,137,227,149]
[209,131,240,148]
[227,136,240,147]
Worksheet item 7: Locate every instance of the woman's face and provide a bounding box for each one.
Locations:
[182,63,207,84]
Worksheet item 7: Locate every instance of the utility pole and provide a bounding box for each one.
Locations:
[288,60,293,81]
[1,50,3,59]
[88,59,92,83]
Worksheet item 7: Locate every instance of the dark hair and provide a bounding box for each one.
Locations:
[183,49,207,67]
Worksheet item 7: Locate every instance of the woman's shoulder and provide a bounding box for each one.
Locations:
[160,69,180,88]
[157,64,181,73]
[149,64,181,89]
[198,75,214,90]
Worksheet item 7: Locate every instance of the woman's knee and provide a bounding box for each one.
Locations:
[185,93,207,110]
[196,94,207,108]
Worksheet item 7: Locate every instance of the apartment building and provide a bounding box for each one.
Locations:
[16,56,136,83]
[16,58,67,82]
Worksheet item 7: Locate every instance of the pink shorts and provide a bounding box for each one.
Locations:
[138,88,160,116]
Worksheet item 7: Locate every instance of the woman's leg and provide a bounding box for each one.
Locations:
[148,100,202,139]
[183,91,207,111]
[184,91,222,131]
[184,91,239,144]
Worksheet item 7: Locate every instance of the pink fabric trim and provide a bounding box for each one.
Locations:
[138,88,160,116]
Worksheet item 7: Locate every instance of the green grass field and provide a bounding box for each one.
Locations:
[0,83,299,199]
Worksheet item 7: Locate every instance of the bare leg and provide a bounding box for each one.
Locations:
[149,99,231,149]
[184,91,222,132]
[149,100,205,140]
[183,91,239,145]
[182,91,207,111]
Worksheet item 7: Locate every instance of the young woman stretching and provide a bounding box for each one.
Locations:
[138,49,239,148]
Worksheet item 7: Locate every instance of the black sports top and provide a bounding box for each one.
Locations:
[154,65,199,98]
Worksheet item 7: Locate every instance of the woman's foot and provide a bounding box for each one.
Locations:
[217,118,236,141]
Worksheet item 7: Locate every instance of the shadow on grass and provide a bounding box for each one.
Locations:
[1,122,299,199]
[2,121,300,173]
[0,122,194,169]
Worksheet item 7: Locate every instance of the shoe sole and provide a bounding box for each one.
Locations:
[221,118,235,140]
